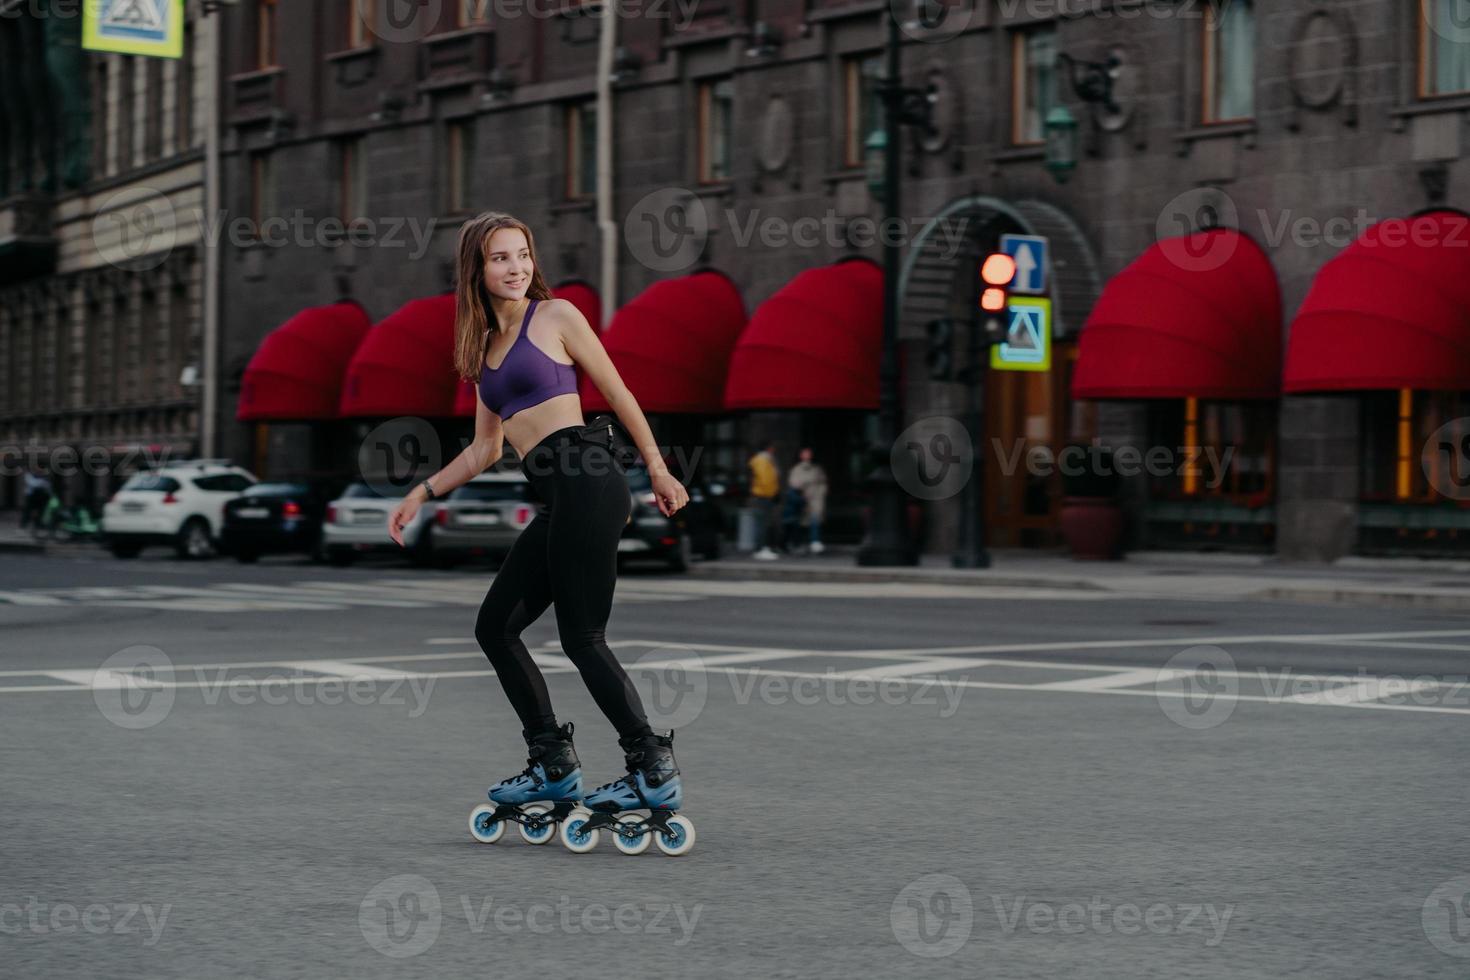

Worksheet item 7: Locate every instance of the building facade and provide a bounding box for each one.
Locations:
[0,1,212,510]
[8,1,1470,560]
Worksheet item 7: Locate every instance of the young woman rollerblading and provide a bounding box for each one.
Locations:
[387,212,696,855]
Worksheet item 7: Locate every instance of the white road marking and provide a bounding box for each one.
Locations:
[1333,639,1470,653]
[211,584,438,608]
[0,591,67,605]
[42,669,167,690]
[1035,668,1188,691]
[1279,677,1444,705]
[277,661,423,681]
[828,658,996,679]
[5,638,1467,718]
[825,629,1470,658]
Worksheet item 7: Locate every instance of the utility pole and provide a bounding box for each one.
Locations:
[857,10,935,567]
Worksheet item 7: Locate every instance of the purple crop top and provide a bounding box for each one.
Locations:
[478,299,578,420]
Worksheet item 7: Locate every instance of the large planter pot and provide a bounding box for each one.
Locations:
[1059,496,1124,560]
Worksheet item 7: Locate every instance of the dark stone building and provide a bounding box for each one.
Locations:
[11,1,1470,560]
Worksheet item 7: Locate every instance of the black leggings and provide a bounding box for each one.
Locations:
[474,425,652,740]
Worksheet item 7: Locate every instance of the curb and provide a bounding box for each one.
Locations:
[687,561,1107,592]
[1256,587,1470,612]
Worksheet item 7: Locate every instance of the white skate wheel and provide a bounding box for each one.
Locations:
[560,811,600,853]
[469,803,505,844]
[518,802,557,844]
[612,814,652,855]
[653,814,695,856]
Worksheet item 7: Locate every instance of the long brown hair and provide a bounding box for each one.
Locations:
[452,212,554,381]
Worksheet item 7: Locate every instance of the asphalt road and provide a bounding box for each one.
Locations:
[3,546,1469,978]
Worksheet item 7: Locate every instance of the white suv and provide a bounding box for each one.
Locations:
[102,460,259,560]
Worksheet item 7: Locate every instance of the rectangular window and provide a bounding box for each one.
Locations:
[170,284,191,399]
[458,0,488,26]
[176,23,193,152]
[1012,27,1056,145]
[843,55,885,169]
[249,152,275,236]
[118,56,136,169]
[49,299,67,411]
[1361,389,1470,503]
[1145,399,1275,502]
[1203,0,1254,122]
[1420,0,1470,97]
[338,137,366,222]
[697,78,734,183]
[445,120,473,213]
[93,60,109,177]
[258,0,278,69]
[348,0,373,48]
[565,102,596,199]
[145,58,164,160]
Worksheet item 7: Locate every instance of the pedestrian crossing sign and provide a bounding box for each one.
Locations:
[84,0,184,59]
[990,297,1051,372]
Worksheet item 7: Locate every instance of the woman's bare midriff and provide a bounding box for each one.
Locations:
[500,392,585,460]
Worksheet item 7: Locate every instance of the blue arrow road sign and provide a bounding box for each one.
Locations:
[1000,234,1049,295]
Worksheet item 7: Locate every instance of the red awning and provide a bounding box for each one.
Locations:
[1284,210,1470,393]
[580,270,747,414]
[1072,230,1282,400]
[340,293,459,417]
[453,281,606,417]
[723,257,883,410]
[237,301,372,421]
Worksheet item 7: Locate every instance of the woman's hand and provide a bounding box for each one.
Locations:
[387,493,423,546]
[650,472,689,517]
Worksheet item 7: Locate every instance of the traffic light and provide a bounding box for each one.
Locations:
[979,251,1016,345]
[925,317,954,381]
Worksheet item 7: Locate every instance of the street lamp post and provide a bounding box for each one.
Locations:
[857,11,935,567]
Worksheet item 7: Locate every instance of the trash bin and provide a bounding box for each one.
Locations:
[737,505,761,552]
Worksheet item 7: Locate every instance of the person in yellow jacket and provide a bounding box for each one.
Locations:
[747,441,782,559]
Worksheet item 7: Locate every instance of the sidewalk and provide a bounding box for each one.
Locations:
[0,527,47,554]
[691,544,1470,611]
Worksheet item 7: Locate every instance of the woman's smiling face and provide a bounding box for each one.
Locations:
[482,226,533,301]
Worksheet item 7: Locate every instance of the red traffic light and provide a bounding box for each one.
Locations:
[980,287,1007,313]
[981,252,1017,287]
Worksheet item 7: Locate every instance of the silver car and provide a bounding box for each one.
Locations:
[319,481,436,566]
[427,470,536,566]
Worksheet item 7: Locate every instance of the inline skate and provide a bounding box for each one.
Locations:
[469,722,588,845]
[559,730,695,856]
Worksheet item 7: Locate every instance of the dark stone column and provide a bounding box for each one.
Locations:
[1277,395,1359,562]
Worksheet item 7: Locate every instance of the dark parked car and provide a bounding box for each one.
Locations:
[220,481,332,563]
[616,465,725,571]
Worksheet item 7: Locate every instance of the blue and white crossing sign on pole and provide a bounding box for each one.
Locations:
[999,234,1049,296]
[990,297,1051,372]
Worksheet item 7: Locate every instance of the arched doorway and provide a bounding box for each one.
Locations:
[899,196,1101,549]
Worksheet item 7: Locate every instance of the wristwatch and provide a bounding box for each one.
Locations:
[420,478,437,500]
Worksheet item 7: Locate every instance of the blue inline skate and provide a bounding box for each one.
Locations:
[559,730,695,856]
[469,722,588,845]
